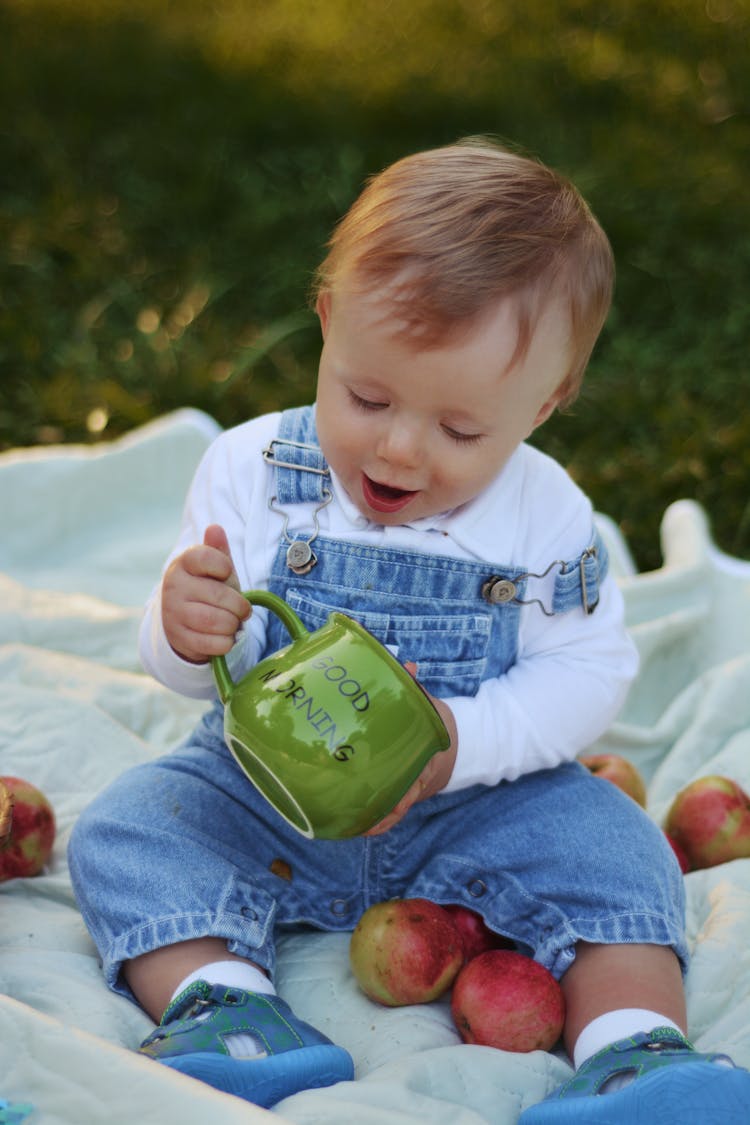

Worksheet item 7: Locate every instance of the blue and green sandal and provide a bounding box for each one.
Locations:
[519,1027,750,1123]
[139,981,354,1108]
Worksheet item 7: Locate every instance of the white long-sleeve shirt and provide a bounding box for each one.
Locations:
[139,409,638,793]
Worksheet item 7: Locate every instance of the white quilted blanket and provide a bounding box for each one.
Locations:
[1,410,749,1124]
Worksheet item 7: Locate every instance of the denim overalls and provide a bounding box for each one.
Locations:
[69,408,687,997]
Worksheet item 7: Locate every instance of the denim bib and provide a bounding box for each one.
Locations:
[261,407,608,699]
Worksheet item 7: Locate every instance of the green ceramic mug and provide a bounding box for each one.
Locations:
[212,590,450,839]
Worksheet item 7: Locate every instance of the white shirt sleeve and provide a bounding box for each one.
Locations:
[138,414,281,698]
[443,574,638,790]
[440,447,639,791]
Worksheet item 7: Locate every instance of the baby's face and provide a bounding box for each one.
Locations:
[314,287,572,525]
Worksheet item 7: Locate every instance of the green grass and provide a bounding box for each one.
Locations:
[2,0,749,569]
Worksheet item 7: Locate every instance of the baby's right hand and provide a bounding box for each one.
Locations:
[161,524,251,664]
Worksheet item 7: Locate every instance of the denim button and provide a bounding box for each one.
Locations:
[467,879,487,897]
[330,899,350,916]
[286,540,313,569]
[240,905,258,919]
[482,577,517,605]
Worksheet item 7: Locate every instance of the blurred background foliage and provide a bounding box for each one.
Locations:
[1,0,748,569]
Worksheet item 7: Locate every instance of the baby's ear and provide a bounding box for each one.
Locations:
[316,291,332,338]
[532,394,561,429]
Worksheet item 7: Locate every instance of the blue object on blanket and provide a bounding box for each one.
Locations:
[0,1100,35,1124]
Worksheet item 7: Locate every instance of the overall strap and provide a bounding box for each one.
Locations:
[262,406,330,504]
[482,525,610,616]
[552,526,609,615]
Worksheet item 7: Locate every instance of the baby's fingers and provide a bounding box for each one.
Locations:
[201,525,243,592]
[172,605,245,658]
[182,541,237,585]
[363,775,426,837]
[161,564,250,662]
[179,594,245,642]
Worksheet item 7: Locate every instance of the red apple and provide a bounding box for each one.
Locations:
[442,904,513,961]
[664,832,691,874]
[349,898,464,1006]
[664,775,750,870]
[0,779,12,847]
[579,752,647,807]
[0,776,56,881]
[451,949,565,1052]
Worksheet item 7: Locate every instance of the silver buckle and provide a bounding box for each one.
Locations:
[262,438,330,476]
[579,546,598,615]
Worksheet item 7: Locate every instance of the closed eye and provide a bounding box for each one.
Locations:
[348,389,388,412]
[442,425,484,445]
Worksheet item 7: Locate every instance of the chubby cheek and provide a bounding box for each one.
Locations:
[436,450,498,503]
[423,462,474,511]
[323,425,363,485]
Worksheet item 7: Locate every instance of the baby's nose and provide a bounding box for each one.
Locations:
[376,420,423,469]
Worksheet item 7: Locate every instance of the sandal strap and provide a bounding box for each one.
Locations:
[140,981,336,1060]
[559,1027,735,1099]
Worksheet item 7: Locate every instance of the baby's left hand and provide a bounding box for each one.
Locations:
[364,679,458,837]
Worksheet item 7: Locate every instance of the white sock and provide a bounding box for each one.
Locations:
[573,1009,683,1092]
[573,1009,683,1069]
[171,959,276,1003]
[171,960,276,1060]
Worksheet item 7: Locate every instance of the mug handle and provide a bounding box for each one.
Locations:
[212,589,309,704]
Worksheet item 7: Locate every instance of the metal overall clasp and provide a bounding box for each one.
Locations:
[268,490,333,575]
[263,435,332,575]
[481,545,600,616]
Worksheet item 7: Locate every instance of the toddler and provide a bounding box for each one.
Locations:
[69,138,750,1122]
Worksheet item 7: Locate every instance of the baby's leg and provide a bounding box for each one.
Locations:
[132,943,352,1108]
[68,745,281,999]
[67,717,355,1107]
[396,759,689,989]
[391,763,750,1119]
[123,936,264,1022]
[433,761,750,1124]
[560,939,687,1057]
[523,936,749,1123]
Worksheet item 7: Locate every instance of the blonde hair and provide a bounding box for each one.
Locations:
[312,138,614,408]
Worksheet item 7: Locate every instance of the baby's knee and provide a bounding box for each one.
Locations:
[68,791,111,883]
[68,774,142,886]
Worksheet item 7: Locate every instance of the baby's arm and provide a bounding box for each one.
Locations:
[443,572,638,791]
[368,570,636,834]
[161,524,250,664]
[139,414,281,697]
[440,453,638,793]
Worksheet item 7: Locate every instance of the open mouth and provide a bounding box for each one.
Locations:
[361,473,418,514]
